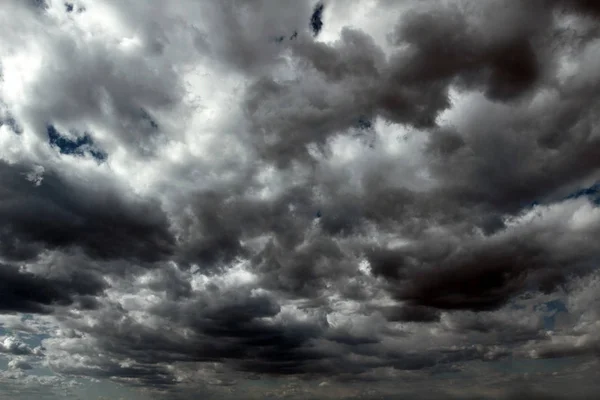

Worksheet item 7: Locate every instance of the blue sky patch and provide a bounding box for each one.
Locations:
[564,182,600,204]
[310,3,324,37]
[47,125,107,162]
[524,182,600,212]
[357,116,373,130]
[539,299,568,331]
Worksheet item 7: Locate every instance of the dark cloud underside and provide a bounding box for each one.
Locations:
[0,0,600,399]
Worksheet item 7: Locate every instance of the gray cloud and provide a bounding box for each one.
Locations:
[0,263,105,314]
[0,160,174,263]
[0,0,600,398]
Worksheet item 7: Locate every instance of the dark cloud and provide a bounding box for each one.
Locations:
[390,2,546,101]
[1,0,600,398]
[0,263,105,314]
[0,160,174,263]
[365,209,600,312]
[243,1,559,166]
[174,182,318,269]
[554,0,600,17]
[44,286,332,385]
[253,235,354,298]
[380,304,441,323]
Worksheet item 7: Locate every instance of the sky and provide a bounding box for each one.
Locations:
[0,0,600,399]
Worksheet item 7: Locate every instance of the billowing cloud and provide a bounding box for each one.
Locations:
[0,0,600,398]
[0,262,105,313]
[8,358,33,370]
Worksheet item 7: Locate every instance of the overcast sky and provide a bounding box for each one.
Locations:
[1,0,600,399]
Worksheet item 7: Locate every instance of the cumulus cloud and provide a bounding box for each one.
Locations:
[8,358,33,370]
[0,0,600,398]
[1,336,35,355]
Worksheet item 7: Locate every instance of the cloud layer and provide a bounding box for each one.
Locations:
[1,0,600,398]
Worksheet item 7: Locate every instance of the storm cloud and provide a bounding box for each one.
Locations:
[0,0,600,399]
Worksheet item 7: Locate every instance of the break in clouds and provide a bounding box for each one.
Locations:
[1,0,600,399]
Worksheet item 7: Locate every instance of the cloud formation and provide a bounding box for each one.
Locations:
[1,0,600,398]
